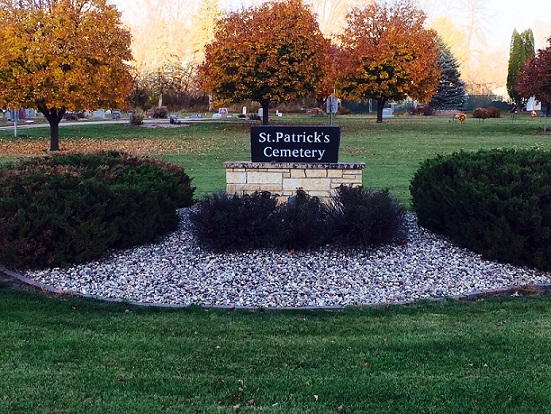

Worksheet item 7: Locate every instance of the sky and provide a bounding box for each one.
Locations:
[450,0,551,51]
[220,0,551,52]
[113,0,551,52]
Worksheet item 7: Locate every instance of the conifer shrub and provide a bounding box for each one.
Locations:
[329,185,407,247]
[0,152,194,269]
[190,187,407,251]
[277,190,331,249]
[410,149,551,270]
[189,191,280,250]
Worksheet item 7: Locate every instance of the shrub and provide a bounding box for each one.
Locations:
[190,187,408,251]
[338,106,351,115]
[129,109,145,125]
[277,190,331,249]
[329,185,407,247]
[472,108,488,118]
[486,106,501,118]
[410,149,551,270]
[472,107,501,119]
[189,191,280,250]
[0,152,194,268]
[152,106,168,119]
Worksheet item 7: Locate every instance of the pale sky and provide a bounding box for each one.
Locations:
[221,0,551,51]
[113,0,551,52]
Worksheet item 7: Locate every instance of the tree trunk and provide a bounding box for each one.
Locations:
[376,97,388,123]
[262,101,270,125]
[37,104,66,151]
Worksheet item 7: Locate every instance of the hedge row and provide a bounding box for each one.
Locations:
[410,148,551,270]
[0,152,194,269]
[190,186,407,251]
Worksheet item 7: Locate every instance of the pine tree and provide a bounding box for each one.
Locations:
[429,40,466,110]
[507,29,535,108]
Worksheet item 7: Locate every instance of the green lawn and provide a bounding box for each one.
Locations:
[1,114,549,205]
[1,289,551,413]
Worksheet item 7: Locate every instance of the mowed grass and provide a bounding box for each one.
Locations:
[2,289,551,414]
[1,113,549,204]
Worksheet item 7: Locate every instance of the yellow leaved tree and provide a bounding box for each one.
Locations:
[337,0,440,123]
[199,0,328,125]
[0,0,133,150]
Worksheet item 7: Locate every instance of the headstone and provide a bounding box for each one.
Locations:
[258,108,263,118]
[382,108,393,118]
[92,109,106,120]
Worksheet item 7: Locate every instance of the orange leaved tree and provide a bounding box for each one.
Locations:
[337,0,440,123]
[0,0,132,150]
[199,0,328,125]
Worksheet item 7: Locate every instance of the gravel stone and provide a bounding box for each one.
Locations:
[25,210,551,308]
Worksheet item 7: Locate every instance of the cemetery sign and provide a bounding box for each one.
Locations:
[251,125,340,163]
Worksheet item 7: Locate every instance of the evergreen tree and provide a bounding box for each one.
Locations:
[507,29,535,108]
[429,40,466,110]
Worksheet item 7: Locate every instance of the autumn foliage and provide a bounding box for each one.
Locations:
[199,0,328,124]
[516,38,551,111]
[336,0,440,123]
[0,0,133,150]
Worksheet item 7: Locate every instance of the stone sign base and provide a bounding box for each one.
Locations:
[224,161,365,203]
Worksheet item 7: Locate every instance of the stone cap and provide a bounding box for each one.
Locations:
[224,161,366,170]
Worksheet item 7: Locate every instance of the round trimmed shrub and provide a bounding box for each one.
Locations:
[189,191,280,250]
[410,149,551,270]
[0,151,194,268]
[277,190,331,249]
[329,185,407,247]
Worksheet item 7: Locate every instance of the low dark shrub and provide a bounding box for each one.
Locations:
[338,106,351,115]
[0,152,194,268]
[423,105,434,116]
[152,106,168,119]
[129,109,145,125]
[277,190,331,249]
[410,149,551,270]
[329,185,407,247]
[472,107,501,119]
[189,191,280,250]
[472,108,488,118]
[485,107,501,118]
[190,187,407,251]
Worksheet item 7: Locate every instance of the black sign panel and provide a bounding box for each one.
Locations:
[251,125,340,163]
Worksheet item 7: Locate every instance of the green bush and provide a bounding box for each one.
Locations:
[0,152,194,269]
[189,191,280,250]
[410,149,551,270]
[329,185,407,247]
[190,187,407,251]
[277,190,331,249]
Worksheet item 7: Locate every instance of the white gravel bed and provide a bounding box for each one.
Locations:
[25,210,551,308]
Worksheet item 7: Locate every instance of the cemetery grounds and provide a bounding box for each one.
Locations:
[1,114,551,413]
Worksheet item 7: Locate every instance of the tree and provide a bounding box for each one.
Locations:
[516,38,551,131]
[189,0,224,65]
[337,0,440,123]
[429,39,466,110]
[0,0,132,151]
[507,29,535,109]
[199,0,328,125]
